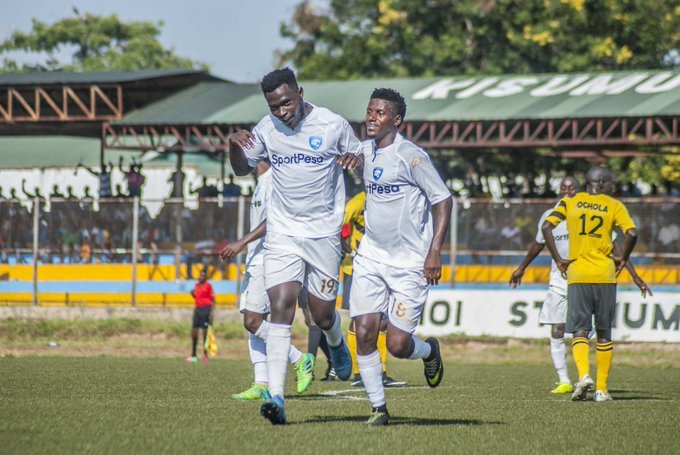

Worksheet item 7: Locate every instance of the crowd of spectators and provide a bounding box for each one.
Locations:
[1,168,678,269]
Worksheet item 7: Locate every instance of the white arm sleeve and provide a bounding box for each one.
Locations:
[535,210,550,244]
[337,120,362,156]
[406,149,451,205]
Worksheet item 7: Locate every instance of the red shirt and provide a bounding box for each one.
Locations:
[193,281,214,308]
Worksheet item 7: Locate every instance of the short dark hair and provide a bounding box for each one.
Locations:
[261,67,298,94]
[370,88,407,119]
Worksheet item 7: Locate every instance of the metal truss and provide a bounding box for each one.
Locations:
[103,116,680,152]
[0,85,123,123]
[393,117,680,149]
[102,124,241,151]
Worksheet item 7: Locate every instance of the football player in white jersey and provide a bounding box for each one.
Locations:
[510,177,579,394]
[350,88,452,426]
[228,68,362,425]
[221,160,315,401]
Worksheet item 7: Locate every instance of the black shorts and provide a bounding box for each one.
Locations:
[566,283,616,333]
[341,272,352,310]
[193,306,212,329]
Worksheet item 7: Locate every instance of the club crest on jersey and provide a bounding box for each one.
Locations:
[372,167,384,181]
[309,136,323,151]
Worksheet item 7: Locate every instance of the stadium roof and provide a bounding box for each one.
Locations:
[0,69,218,86]
[117,70,680,124]
[108,70,680,150]
[0,136,141,168]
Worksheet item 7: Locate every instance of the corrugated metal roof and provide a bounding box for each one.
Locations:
[0,69,217,86]
[116,70,680,124]
[0,136,141,168]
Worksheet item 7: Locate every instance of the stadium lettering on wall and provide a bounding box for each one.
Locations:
[415,290,680,342]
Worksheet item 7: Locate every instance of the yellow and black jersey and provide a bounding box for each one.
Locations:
[341,192,366,275]
[545,192,635,284]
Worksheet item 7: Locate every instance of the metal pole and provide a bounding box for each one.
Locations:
[235,195,246,299]
[131,196,140,306]
[32,196,39,306]
[449,197,458,289]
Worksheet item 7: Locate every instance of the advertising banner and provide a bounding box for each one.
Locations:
[415,290,680,342]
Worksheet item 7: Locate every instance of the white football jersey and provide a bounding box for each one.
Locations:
[244,104,362,238]
[245,168,272,267]
[358,134,452,269]
[535,208,569,293]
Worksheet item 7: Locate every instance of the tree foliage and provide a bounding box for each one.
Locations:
[279,0,680,193]
[0,12,207,73]
[279,0,680,80]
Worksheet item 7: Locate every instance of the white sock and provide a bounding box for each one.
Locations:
[357,350,385,408]
[408,335,432,360]
[266,323,291,399]
[550,337,570,384]
[322,310,343,348]
[288,344,303,365]
[255,320,270,340]
[248,332,268,385]
[254,319,301,364]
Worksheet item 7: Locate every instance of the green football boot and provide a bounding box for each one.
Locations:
[295,353,315,394]
[231,383,270,401]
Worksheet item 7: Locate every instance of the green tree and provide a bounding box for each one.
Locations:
[0,12,207,73]
[279,0,680,194]
[278,0,680,79]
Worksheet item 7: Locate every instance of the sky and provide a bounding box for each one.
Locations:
[0,0,315,82]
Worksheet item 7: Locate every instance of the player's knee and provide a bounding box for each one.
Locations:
[243,313,263,334]
[552,325,565,339]
[387,337,410,359]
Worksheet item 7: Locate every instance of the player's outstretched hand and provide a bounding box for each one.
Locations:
[509,268,524,288]
[220,240,245,261]
[556,258,576,279]
[337,153,363,171]
[423,251,442,285]
[633,275,653,298]
[228,130,256,150]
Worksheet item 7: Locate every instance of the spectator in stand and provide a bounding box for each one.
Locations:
[21,180,46,200]
[189,177,219,198]
[168,168,186,198]
[114,184,128,199]
[49,185,65,199]
[77,161,114,198]
[120,157,146,198]
[66,186,77,199]
[222,174,242,197]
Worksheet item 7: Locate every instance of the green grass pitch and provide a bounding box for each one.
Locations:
[1,357,678,454]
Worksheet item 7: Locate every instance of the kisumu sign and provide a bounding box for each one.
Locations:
[412,72,680,100]
[416,290,680,342]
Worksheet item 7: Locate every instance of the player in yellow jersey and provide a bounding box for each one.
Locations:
[342,191,405,388]
[542,167,637,402]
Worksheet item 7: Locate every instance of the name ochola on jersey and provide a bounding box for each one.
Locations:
[359,134,451,269]
[244,104,362,237]
[545,193,636,284]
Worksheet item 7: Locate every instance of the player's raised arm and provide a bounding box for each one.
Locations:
[228,129,258,176]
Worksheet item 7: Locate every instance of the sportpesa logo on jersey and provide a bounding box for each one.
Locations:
[365,183,401,194]
[271,153,324,166]
[372,167,384,181]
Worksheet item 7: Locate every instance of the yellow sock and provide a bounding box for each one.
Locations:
[572,337,590,380]
[347,329,359,376]
[378,330,388,373]
[596,342,613,392]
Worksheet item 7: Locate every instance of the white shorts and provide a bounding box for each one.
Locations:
[239,262,270,314]
[264,232,341,302]
[539,287,567,324]
[349,254,428,334]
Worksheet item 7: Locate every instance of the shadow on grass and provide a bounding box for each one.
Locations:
[295,415,504,427]
[606,389,666,401]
